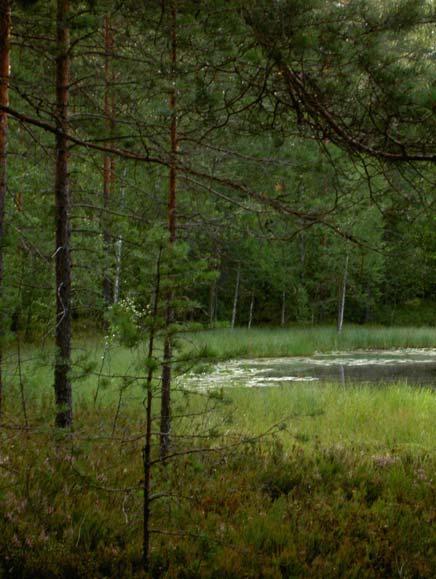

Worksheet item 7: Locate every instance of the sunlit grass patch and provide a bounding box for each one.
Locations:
[223,382,436,451]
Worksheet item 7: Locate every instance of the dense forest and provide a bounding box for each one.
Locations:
[0,0,435,577]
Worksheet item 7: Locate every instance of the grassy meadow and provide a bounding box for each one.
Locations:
[1,326,435,577]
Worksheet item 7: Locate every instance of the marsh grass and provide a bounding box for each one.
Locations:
[5,325,436,409]
[222,383,436,451]
[182,325,436,360]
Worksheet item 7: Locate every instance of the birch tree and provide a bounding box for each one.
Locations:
[337,251,349,334]
[231,263,241,329]
[102,14,115,310]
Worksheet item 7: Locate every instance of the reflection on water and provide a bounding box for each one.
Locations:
[185,349,436,390]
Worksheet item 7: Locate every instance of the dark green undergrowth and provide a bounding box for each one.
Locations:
[0,400,435,578]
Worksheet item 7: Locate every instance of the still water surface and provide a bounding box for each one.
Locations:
[186,349,436,389]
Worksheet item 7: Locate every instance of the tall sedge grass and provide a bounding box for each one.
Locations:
[182,325,436,360]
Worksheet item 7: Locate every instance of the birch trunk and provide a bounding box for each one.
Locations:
[102,15,114,308]
[208,281,215,327]
[281,290,286,326]
[211,251,221,325]
[248,290,254,329]
[337,252,349,334]
[214,284,218,323]
[54,0,72,428]
[113,168,126,304]
[299,232,305,268]
[339,364,345,385]
[231,264,240,329]
[160,0,177,460]
[113,235,122,304]
[0,0,11,418]
[364,284,372,323]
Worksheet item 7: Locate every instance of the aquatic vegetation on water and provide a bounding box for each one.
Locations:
[183,350,436,390]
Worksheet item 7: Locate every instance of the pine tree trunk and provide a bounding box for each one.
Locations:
[54,0,72,428]
[160,0,177,460]
[0,0,10,419]
[102,15,114,308]
[337,252,349,334]
[143,248,162,571]
[231,264,240,329]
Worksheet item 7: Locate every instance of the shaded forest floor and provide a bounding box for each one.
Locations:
[1,374,435,577]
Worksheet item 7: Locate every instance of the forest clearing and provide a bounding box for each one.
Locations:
[0,0,435,577]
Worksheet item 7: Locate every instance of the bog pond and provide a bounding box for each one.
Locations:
[186,349,436,390]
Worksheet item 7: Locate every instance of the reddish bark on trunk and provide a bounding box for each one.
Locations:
[54,0,72,428]
[160,0,177,459]
[0,0,11,418]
